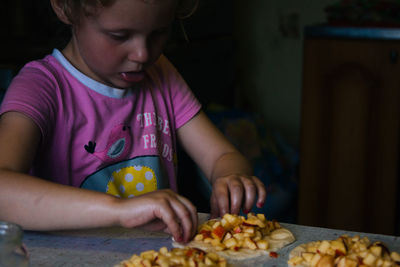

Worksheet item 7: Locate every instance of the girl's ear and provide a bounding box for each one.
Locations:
[50,0,72,25]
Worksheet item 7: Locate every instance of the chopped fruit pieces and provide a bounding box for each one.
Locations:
[269,251,279,258]
[212,226,226,240]
[195,213,282,253]
[288,235,400,267]
[116,246,227,267]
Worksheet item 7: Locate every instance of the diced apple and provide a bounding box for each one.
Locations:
[233,233,244,240]
[194,234,204,241]
[316,255,334,267]
[204,256,214,265]
[370,245,383,257]
[211,225,226,240]
[256,240,269,250]
[233,226,241,233]
[220,218,230,228]
[223,232,232,242]
[317,240,331,254]
[346,258,359,267]
[140,250,157,261]
[244,237,257,250]
[224,214,240,226]
[211,238,221,247]
[306,242,320,253]
[358,243,368,252]
[212,221,221,229]
[302,252,314,263]
[310,253,322,267]
[223,237,238,248]
[375,258,384,267]
[325,248,335,256]
[288,256,304,266]
[336,257,346,267]
[363,253,377,266]
[206,252,219,262]
[200,229,212,239]
[257,213,266,221]
[359,251,368,258]
[141,259,152,267]
[330,240,347,255]
[245,217,266,228]
[243,227,255,234]
[382,260,394,267]
[390,251,400,261]
[273,221,281,229]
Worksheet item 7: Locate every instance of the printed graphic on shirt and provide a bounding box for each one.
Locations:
[84,124,132,164]
[80,156,168,198]
[107,166,157,198]
[136,112,174,162]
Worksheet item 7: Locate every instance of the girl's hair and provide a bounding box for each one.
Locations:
[61,0,198,24]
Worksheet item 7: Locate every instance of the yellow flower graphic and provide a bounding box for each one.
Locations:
[107,166,157,198]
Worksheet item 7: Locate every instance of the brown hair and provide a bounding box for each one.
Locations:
[60,0,198,24]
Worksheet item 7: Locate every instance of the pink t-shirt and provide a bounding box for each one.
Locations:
[0,49,201,196]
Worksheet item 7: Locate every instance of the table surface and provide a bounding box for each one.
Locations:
[23,213,400,267]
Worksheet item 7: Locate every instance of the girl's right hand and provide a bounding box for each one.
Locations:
[116,189,197,243]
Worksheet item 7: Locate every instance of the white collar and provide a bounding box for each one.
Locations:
[52,49,134,98]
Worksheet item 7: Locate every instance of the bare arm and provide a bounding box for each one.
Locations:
[177,111,267,217]
[0,112,196,242]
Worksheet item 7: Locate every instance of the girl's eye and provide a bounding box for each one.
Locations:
[108,33,128,41]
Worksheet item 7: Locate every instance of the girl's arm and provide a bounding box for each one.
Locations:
[177,111,267,218]
[0,112,197,242]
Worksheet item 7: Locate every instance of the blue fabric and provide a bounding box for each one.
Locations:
[0,69,13,103]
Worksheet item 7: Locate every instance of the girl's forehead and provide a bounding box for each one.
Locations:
[93,0,178,27]
[114,0,178,6]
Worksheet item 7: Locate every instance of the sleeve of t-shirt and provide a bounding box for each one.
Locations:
[0,60,59,141]
[154,55,202,129]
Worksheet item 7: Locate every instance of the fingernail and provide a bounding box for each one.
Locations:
[244,209,250,214]
[256,202,264,208]
[177,236,183,242]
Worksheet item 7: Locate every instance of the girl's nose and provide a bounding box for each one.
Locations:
[127,38,149,64]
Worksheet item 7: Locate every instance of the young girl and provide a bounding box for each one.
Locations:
[0,0,266,243]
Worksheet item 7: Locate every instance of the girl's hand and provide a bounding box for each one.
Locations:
[209,175,266,218]
[117,189,197,243]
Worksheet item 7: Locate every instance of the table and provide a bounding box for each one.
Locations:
[23,213,400,267]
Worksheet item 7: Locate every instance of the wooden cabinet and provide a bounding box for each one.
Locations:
[298,26,400,235]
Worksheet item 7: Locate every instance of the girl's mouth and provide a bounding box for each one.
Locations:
[120,71,145,83]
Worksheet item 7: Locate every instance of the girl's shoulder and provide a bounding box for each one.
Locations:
[18,53,66,82]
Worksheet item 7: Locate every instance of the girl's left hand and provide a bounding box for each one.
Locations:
[209,174,266,218]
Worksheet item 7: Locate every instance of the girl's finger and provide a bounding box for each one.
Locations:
[213,180,230,217]
[156,202,183,242]
[210,193,220,218]
[252,176,267,208]
[240,176,257,212]
[227,177,244,214]
[169,196,196,243]
[176,195,198,239]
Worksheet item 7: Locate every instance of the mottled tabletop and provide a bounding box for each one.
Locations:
[23,213,400,267]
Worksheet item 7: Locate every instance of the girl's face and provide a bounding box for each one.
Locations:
[63,0,177,89]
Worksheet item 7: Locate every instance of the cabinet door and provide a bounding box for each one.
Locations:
[298,38,400,235]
